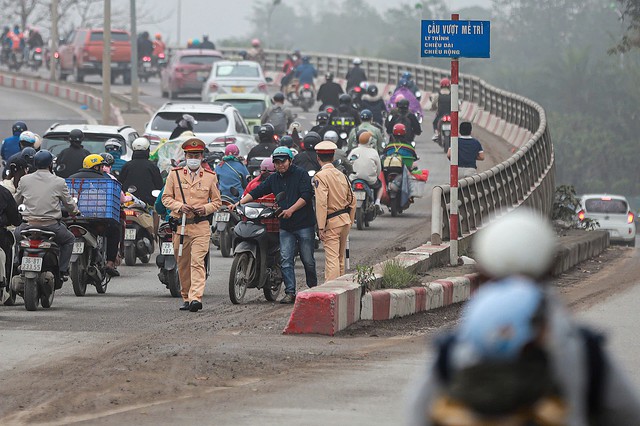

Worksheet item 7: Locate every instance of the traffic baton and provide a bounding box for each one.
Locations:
[178,212,186,257]
[345,234,350,270]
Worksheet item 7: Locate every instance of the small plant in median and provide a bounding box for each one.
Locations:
[553,185,599,231]
[382,259,418,289]
[353,264,376,295]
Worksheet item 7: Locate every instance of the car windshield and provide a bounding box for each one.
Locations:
[220,99,266,118]
[150,112,229,133]
[215,64,260,78]
[585,198,628,214]
[90,32,129,42]
[180,55,220,66]
[41,134,127,157]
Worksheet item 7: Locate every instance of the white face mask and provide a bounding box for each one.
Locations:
[186,158,201,170]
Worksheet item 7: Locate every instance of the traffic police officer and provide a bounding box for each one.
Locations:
[313,141,356,281]
[162,137,221,312]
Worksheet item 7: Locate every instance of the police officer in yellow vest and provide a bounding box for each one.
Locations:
[162,137,221,312]
[313,141,356,281]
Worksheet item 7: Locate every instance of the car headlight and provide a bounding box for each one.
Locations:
[244,206,262,219]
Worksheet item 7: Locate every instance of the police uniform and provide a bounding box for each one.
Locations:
[313,141,356,281]
[161,138,221,311]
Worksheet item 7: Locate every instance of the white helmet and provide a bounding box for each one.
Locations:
[352,57,362,65]
[19,130,37,144]
[473,208,556,280]
[323,130,338,143]
[131,137,150,151]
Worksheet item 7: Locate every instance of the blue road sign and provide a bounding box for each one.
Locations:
[421,20,490,58]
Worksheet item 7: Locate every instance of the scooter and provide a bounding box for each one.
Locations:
[8,49,24,71]
[285,78,301,107]
[331,116,356,150]
[65,217,110,296]
[12,228,63,311]
[29,47,43,71]
[381,154,413,217]
[351,178,378,230]
[156,221,180,297]
[212,192,241,258]
[437,114,452,153]
[228,193,285,304]
[299,83,315,112]
[123,187,155,266]
[138,56,154,82]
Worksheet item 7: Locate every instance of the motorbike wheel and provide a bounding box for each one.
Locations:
[124,246,137,266]
[220,228,233,258]
[228,253,251,304]
[40,284,54,309]
[95,275,108,294]
[263,279,282,302]
[390,198,400,217]
[356,207,364,230]
[71,257,87,297]
[140,253,150,264]
[167,269,181,298]
[24,277,39,311]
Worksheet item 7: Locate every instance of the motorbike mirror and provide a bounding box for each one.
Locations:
[308,170,316,177]
[253,125,261,134]
[265,76,273,83]
[18,204,26,213]
[275,192,285,202]
[230,187,240,197]
[128,186,137,193]
[56,163,66,172]
[151,189,161,198]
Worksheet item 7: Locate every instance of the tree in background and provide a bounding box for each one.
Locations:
[610,0,640,54]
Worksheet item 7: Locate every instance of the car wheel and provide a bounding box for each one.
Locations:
[628,239,636,248]
[74,64,84,83]
[123,72,132,85]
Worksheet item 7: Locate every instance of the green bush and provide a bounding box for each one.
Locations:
[381,259,418,289]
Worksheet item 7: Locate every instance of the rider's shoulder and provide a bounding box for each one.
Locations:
[203,168,216,175]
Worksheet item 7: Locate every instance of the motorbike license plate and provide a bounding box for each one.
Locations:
[125,228,137,240]
[161,242,174,255]
[72,241,85,254]
[143,62,151,68]
[214,212,230,222]
[355,191,366,201]
[34,53,42,60]
[442,123,451,131]
[21,256,42,272]
[302,91,313,98]
[231,86,245,93]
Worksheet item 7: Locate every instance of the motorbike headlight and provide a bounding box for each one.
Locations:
[340,132,347,139]
[244,206,262,219]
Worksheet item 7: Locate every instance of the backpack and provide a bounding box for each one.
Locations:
[268,106,287,135]
[395,113,415,139]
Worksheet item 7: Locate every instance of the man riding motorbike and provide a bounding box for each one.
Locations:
[316,72,344,112]
[247,38,265,67]
[347,109,384,153]
[329,94,361,129]
[215,144,249,203]
[386,98,422,142]
[104,138,127,174]
[292,132,322,173]
[323,130,353,176]
[1,153,29,195]
[350,131,383,214]
[384,123,418,169]
[346,57,367,91]
[137,31,154,61]
[170,114,197,140]
[294,56,318,90]
[360,84,387,126]
[200,34,215,50]
[247,124,279,168]
[119,137,164,207]
[261,92,294,137]
[429,77,452,141]
[396,72,420,97]
[55,129,91,178]
[309,111,336,139]
[1,121,28,164]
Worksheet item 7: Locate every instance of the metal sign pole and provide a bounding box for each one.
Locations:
[449,13,460,266]
[102,0,112,125]
[130,0,139,110]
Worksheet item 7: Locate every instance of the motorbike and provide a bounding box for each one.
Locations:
[386,86,424,121]
[65,217,110,296]
[228,192,285,304]
[381,154,413,217]
[247,156,268,178]
[12,227,63,311]
[437,114,452,152]
[349,86,364,111]
[350,178,378,230]
[138,56,154,82]
[155,221,180,297]
[8,49,24,71]
[28,47,44,71]
[299,83,315,112]
[331,116,356,150]
[154,52,167,77]
[285,78,301,107]
[212,189,241,258]
[123,187,155,266]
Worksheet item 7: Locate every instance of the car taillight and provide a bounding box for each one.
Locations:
[213,136,237,144]
[145,134,161,143]
[258,82,267,92]
[628,212,634,224]
[209,82,218,92]
[354,182,365,190]
[143,56,151,62]
[578,210,585,221]
[303,83,310,89]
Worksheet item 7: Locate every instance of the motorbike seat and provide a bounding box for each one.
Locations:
[20,228,56,239]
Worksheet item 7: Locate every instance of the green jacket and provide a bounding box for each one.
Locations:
[347,122,385,153]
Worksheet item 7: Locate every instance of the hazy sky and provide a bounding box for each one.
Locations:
[134,0,492,46]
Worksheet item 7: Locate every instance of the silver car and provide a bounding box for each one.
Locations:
[201,61,269,102]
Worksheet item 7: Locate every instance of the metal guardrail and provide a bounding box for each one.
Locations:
[216,47,554,244]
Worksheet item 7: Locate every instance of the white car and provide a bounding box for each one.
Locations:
[579,194,636,247]
[201,60,269,102]
[143,102,257,158]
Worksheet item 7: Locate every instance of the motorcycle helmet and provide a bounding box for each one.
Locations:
[251,38,261,47]
[6,152,28,175]
[19,130,37,146]
[155,33,162,40]
[397,98,410,110]
[224,144,240,156]
[272,92,285,103]
[316,111,329,125]
[258,124,275,143]
[105,138,123,152]
[303,131,322,151]
[360,109,373,121]
[302,56,310,63]
[323,130,339,144]
[132,137,151,151]
[392,123,406,136]
[83,154,107,169]
[21,146,36,167]
[352,57,362,65]
[280,135,294,148]
[402,71,412,79]
[440,77,451,88]
[474,208,556,280]
[68,128,84,143]
[338,94,352,106]
[12,121,27,135]
[260,157,275,172]
[367,85,379,97]
[99,152,115,166]
[33,150,54,169]
[272,146,294,161]
[177,114,197,129]
[326,72,334,81]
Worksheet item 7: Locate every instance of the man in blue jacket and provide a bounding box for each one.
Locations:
[294,56,318,89]
[235,146,317,304]
[1,121,27,164]
[214,144,249,203]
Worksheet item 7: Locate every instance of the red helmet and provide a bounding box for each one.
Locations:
[392,123,406,136]
[251,38,261,47]
[440,77,451,88]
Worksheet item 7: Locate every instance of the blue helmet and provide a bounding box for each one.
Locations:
[272,146,293,161]
[12,121,27,135]
[360,109,373,121]
[402,71,411,79]
[34,150,54,169]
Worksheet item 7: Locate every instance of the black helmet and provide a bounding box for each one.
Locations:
[360,109,373,121]
[303,131,321,151]
[316,111,329,124]
[326,72,334,81]
[21,147,36,165]
[100,152,115,166]
[69,129,84,143]
[34,150,54,169]
[397,99,410,110]
[12,121,27,135]
[280,135,294,148]
[258,123,275,143]
[338,94,352,105]
[6,153,28,175]
[367,85,378,97]
[273,92,285,103]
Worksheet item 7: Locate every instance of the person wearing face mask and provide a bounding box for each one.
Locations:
[104,138,127,175]
[162,137,221,312]
[118,137,163,207]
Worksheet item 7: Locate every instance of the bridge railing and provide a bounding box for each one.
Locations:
[217,47,555,244]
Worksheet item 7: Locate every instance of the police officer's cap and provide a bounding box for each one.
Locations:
[182,137,206,152]
[315,141,338,155]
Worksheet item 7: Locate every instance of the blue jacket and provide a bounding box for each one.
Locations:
[249,164,316,231]
[154,186,171,221]
[294,63,317,85]
[1,135,21,162]
[110,151,127,173]
[215,158,249,203]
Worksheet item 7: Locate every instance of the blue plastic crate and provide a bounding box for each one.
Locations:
[65,178,121,223]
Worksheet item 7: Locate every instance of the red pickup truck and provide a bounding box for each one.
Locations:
[58,28,132,84]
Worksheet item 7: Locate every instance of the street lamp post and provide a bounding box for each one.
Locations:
[130,0,139,110]
[50,0,58,80]
[265,0,281,47]
[102,0,112,124]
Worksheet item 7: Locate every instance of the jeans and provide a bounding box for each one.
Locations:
[14,221,75,273]
[280,226,317,295]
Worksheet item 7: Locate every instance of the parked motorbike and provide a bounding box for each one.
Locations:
[12,228,63,311]
[8,50,24,71]
[28,47,44,71]
[65,217,110,296]
[123,187,155,266]
[437,114,452,152]
[138,56,154,82]
[156,221,180,297]
[212,188,241,258]
[228,193,285,304]
[299,83,315,112]
[350,178,378,230]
